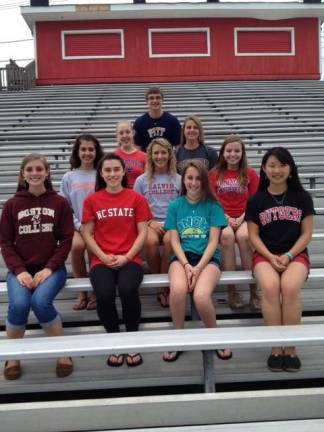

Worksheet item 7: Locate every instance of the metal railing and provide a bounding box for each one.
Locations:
[0,60,35,92]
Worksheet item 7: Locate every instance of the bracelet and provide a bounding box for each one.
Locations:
[284,252,293,262]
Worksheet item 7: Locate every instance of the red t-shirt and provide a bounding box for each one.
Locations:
[114,148,147,189]
[82,188,151,268]
[209,167,259,217]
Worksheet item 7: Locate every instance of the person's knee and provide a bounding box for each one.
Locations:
[170,283,187,303]
[193,291,210,309]
[8,299,30,322]
[281,283,300,302]
[261,282,280,302]
[30,294,51,315]
[235,230,249,246]
[221,232,235,248]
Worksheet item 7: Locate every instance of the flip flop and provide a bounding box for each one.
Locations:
[216,349,233,360]
[73,298,87,311]
[162,351,183,362]
[157,290,169,308]
[86,298,97,310]
[126,353,143,367]
[107,354,124,367]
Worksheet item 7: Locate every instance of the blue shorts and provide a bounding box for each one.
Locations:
[171,251,220,268]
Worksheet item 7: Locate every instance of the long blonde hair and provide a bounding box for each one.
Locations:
[146,138,177,185]
[180,115,205,147]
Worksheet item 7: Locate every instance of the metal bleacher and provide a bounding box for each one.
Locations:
[1,80,324,432]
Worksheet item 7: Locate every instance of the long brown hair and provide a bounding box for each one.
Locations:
[70,134,104,169]
[181,160,216,202]
[213,135,248,187]
[17,153,53,192]
[146,138,177,184]
[95,153,128,191]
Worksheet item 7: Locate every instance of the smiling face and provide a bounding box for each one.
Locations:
[263,155,290,188]
[22,159,48,191]
[100,158,125,192]
[184,119,200,143]
[183,166,202,201]
[116,121,135,151]
[151,143,169,173]
[223,140,243,170]
[146,92,163,114]
[78,139,96,168]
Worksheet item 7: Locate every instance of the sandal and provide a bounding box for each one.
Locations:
[157,289,169,308]
[86,298,97,311]
[216,349,232,360]
[73,296,87,311]
[249,294,261,311]
[162,351,183,362]
[4,360,21,380]
[126,353,143,367]
[107,354,124,367]
[228,291,244,309]
[56,357,73,378]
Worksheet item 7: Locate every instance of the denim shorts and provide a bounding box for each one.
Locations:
[171,251,220,268]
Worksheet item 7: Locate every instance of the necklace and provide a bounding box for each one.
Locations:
[269,191,287,206]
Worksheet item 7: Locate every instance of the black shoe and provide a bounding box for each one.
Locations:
[284,354,301,372]
[267,354,284,372]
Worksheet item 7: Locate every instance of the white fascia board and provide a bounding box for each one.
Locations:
[21,3,324,32]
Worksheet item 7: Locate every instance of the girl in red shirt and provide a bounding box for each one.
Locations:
[209,136,260,310]
[82,153,151,367]
[114,120,146,189]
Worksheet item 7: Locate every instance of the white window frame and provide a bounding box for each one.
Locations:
[61,29,124,60]
[234,27,295,57]
[148,27,210,58]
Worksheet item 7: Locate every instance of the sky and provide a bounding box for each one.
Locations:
[0,0,322,74]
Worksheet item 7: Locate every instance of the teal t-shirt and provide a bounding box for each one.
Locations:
[164,196,227,262]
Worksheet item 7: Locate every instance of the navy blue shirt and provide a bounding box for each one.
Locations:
[134,111,181,152]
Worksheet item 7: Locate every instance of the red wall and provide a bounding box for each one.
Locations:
[35,17,320,84]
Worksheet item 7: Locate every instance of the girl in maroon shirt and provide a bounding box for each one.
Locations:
[0,154,74,380]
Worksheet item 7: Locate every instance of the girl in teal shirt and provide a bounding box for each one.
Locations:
[163,160,231,362]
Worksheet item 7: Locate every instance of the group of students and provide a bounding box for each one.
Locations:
[0,87,314,380]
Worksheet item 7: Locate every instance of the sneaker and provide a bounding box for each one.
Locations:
[284,354,301,372]
[267,354,284,372]
[228,291,244,309]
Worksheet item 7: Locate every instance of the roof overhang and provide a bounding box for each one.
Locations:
[21,2,324,31]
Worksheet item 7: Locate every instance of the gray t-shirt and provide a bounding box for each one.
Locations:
[133,173,181,222]
[176,144,218,173]
[60,169,96,230]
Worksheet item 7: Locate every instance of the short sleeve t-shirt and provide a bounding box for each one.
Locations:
[209,167,259,217]
[176,145,218,173]
[164,196,227,262]
[82,188,152,268]
[114,148,147,189]
[245,189,315,254]
[133,112,181,152]
[133,173,181,222]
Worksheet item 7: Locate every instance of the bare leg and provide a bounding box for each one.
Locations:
[235,223,259,307]
[144,227,161,273]
[253,262,282,356]
[192,264,220,328]
[221,226,243,308]
[161,231,172,274]
[71,231,89,309]
[281,262,308,356]
[168,261,188,329]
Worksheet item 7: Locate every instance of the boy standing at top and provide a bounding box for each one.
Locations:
[134,87,181,152]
